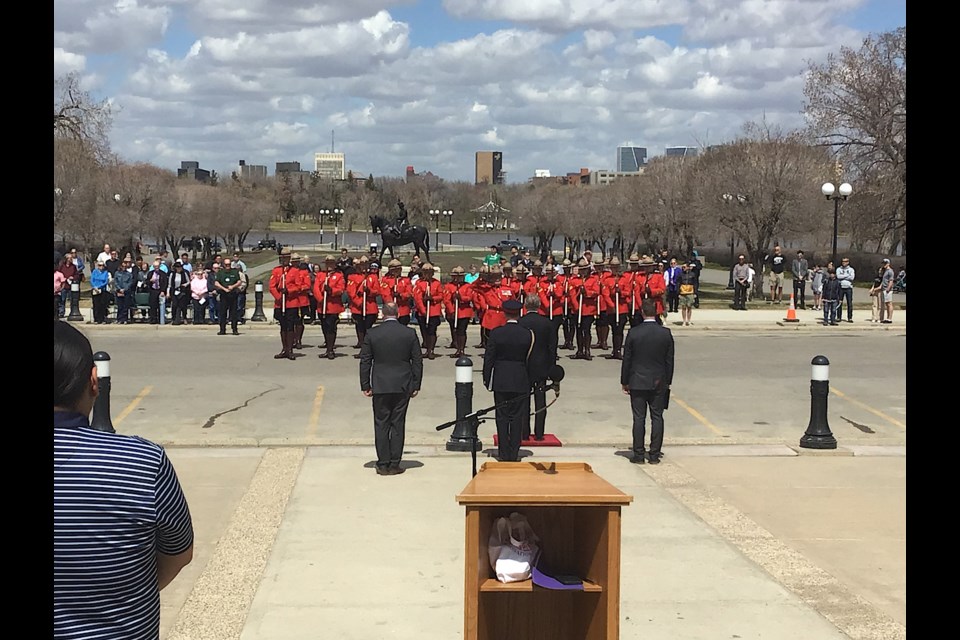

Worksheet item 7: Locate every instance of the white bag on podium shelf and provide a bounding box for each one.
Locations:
[487,512,540,583]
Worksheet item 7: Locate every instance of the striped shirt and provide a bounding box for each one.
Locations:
[54,411,194,639]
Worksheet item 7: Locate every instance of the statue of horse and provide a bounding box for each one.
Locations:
[369,214,432,265]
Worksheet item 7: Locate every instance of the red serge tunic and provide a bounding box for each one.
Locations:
[313,270,346,314]
[414,278,444,317]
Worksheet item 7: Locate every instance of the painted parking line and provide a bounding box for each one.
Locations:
[671,395,726,437]
[831,387,906,430]
[114,385,153,426]
[307,386,325,437]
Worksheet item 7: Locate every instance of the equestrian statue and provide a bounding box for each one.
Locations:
[370,200,432,265]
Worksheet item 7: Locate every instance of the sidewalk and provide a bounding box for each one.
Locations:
[159,445,905,640]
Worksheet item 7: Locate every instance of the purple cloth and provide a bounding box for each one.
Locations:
[531,565,584,591]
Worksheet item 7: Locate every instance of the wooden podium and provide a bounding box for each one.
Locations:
[457,461,633,640]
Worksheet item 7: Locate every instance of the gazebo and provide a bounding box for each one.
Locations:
[470,200,511,231]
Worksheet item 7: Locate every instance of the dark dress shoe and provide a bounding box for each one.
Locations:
[629,455,645,464]
[387,466,405,475]
[217,331,226,335]
[376,467,391,476]
[232,331,240,335]
[647,456,661,465]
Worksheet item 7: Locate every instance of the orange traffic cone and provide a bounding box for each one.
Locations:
[784,293,799,323]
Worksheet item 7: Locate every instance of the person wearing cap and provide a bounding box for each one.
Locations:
[558,258,575,349]
[567,259,601,360]
[622,297,675,465]
[90,259,111,324]
[444,266,477,358]
[606,257,630,359]
[286,253,312,347]
[378,260,409,325]
[413,263,444,359]
[347,257,381,358]
[483,297,534,462]
[214,257,243,335]
[512,264,530,313]
[298,255,317,326]
[636,256,667,325]
[500,263,522,300]
[268,248,309,360]
[359,302,423,476]
[478,266,507,348]
[522,262,540,300]
[593,258,613,351]
[880,258,895,323]
[625,254,643,327]
[314,256,347,359]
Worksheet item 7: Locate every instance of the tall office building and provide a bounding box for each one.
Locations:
[617,146,647,172]
[475,151,503,185]
[314,153,345,180]
[664,146,698,159]
[238,159,267,180]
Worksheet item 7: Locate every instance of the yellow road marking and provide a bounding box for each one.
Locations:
[114,385,153,426]
[307,386,325,436]
[672,395,726,436]
[831,388,905,430]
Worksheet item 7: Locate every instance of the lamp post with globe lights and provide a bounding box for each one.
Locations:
[821,175,853,267]
[429,209,441,249]
[443,209,454,247]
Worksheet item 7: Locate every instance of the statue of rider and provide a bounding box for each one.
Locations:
[394,199,409,238]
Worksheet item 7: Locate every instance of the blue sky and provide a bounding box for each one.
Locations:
[55,0,906,182]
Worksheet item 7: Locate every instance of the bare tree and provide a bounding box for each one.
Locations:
[54,73,113,162]
[803,27,906,253]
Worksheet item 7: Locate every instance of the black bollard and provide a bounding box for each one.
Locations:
[89,351,116,433]
[68,282,84,322]
[447,356,481,451]
[800,355,836,449]
[251,281,267,322]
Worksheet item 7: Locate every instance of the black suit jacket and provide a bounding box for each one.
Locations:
[167,270,191,298]
[518,312,557,382]
[360,319,423,394]
[620,320,675,392]
[483,321,533,393]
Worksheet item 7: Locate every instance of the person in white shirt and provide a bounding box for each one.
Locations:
[96,243,112,265]
[747,263,756,301]
[835,257,856,322]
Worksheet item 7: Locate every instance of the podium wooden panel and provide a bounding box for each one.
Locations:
[457,461,633,640]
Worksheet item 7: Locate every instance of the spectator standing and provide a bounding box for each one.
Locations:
[791,250,809,309]
[215,257,242,335]
[72,248,87,282]
[114,259,135,324]
[835,257,856,322]
[868,265,884,323]
[96,243,112,265]
[167,262,191,325]
[821,268,841,326]
[105,250,120,276]
[764,244,787,303]
[509,246,521,268]
[666,258,682,313]
[190,270,209,324]
[54,322,194,639]
[747,262,756,301]
[880,258,896,324]
[232,252,247,273]
[206,263,220,324]
[54,265,66,320]
[177,253,193,274]
[58,255,79,318]
[483,245,500,268]
[160,250,174,272]
[688,254,702,307]
[236,265,249,324]
[337,248,353,275]
[90,260,111,324]
[465,264,480,284]
[731,254,750,311]
[810,264,824,310]
[679,262,698,324]
[145,258,169,325]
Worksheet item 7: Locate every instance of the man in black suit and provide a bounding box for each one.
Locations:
[483,299,533,462]
[621,298,675,464]
[518,294,558,441]
[359,302,423,476]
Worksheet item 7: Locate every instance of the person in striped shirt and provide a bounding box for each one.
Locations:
[54,321,194,639]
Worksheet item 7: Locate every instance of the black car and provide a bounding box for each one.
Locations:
[256,237,278,251]
[496,239,526,253]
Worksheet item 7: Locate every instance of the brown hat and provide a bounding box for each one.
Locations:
[639,256,657,267]
[451,266,465,275]
[280,247,292,256]
[479,265,490,274]
[533,260,543,267]
[421,262,435,271]
[488,265,502,276]
[359,256,369,263]
[610,256,621,266]
[576,258,590,268]
[562,259,572,267]
[388,259,402,268]
[514,264,527,273]
[324,255,336,262]
[290,252,302,261]
[301,255,310,262]
[627,253,640,264]
[544,264,556,272]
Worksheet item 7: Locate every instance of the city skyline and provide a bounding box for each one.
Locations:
[54,1,905,183]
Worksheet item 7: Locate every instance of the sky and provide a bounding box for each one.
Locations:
[54,0,906,184]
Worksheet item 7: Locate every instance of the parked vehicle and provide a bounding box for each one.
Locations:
[496,239,527,253]
[256,236,278,251]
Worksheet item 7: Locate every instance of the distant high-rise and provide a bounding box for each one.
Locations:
[238,159,266,180]
[314,153,345,180]
[475,151,504,185]
[617,147,647,172]
[177,161,210,182]
[664,146,698,159]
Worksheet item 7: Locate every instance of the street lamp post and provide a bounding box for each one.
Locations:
[321,208,345,250]
[443,210,454,247]
[429,209,441,250]
[821,178,853,267]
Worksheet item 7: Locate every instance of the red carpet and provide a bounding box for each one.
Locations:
[493,433,563,447]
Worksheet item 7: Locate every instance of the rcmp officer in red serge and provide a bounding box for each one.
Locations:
[380,259,413,325]
[538,264,565,344]
[413,263,443,359]
[347,257,382,359]
[444,266,476,358]
[269,247,309,360]
[483,298,533,462]
[314,255,346,360]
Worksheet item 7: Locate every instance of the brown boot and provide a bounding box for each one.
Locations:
[293,323,304,349]
[583,341,593,361]
[427,335,437,360]
[607,331,623,360]
[600,325,610,349]
[353,332,365,358]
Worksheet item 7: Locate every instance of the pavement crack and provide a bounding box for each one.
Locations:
[202,386,281,429]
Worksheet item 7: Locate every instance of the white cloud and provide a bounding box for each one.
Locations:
[52,0,900,181]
